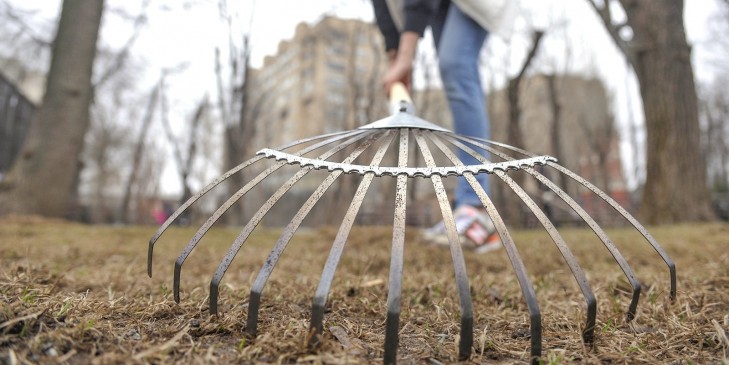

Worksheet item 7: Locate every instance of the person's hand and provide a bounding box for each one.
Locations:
[382,31,418,96]
[382,56,413,94]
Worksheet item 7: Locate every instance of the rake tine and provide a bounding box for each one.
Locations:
[546,162,676,301]
[422,131,542,363]
[208,130,381,312]
[148,129,362,277]
[383,129,410,365]
[465,176,542,364]
[150,155,263,278]
[308,132,395,348]
[412,130,474,361]
[172,130,372,303]
[246,131,386,337]
[455,134,675,301]
[437,133,597,343]
[452,134,643,322]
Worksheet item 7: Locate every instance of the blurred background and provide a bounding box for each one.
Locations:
[0,0,727,227]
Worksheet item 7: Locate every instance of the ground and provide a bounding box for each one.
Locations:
[0,215,727,364]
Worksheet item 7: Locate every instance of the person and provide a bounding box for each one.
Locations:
[372,0,517,253]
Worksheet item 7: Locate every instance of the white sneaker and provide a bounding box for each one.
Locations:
[422,205,502,254]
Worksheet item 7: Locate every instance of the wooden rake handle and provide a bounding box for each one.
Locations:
[389,81,412,105]
[389,81,414,115]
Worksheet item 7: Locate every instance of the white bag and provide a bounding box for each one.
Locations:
[385,0,519,40]
[452,0,519,39]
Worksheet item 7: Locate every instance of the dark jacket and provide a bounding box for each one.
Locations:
[372,0,448,51]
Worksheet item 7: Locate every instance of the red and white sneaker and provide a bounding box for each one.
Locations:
[422,205,502,254]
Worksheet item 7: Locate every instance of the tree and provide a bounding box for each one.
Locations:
[700,77,729,193]
[119,81,159,224]
[214,0,264,225]
[499,30,544,226]
[160,84,208,208]
[587,0,713,223]
[0,0,105,218]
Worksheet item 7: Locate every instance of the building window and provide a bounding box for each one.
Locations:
[327,61,345,73]
[327,93,346,106]
[328,30,346,42]
[327,44,346,57]
[325,108,346,124]
[302,81,314,97]
[327,74,347,90]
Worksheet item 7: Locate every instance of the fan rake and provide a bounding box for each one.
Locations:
[147,83,676,364]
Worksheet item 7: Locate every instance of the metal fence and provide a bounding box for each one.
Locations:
[0,72,35,176]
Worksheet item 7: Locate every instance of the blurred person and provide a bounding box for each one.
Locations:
[151,200,168,225]
[372,0,517,253]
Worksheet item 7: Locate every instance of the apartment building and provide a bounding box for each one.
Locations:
[248,16,388,149]
[242,16,392,225]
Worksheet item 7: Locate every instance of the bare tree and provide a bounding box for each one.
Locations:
[586,0,713,223]
[160,81,208,208]
[119,81,159,223]
[84,100,131,223]
[506,31,544,152]
[214,0,264,225]
[0,1,53,74]
[0,0,105,218]
[500,30,544,225]
[578,110,618,196]
[700,77,729,193]
[545,73,568,191]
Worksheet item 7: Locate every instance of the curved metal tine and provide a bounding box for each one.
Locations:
[412,130,474,361]
[452,133,675,301]
[172,130,374,304]
[423,131,542,363]
[436,133,596,343]
[546,162,676,301]
[246,130,387,336]
[383,129,409,365]
[450,134,644,321]
[308,131,395,348]
[204,130,379,311]
[148,129,362,277]
[149,155,263,278]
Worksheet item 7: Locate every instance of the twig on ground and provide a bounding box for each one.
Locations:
[133,324,191,360]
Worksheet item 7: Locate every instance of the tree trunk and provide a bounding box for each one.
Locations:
[626,0,712,223]
[588,0,713,223]
[501,31,543,226]
[0,0,104,218]
[546,74,568,192]
[120,84,159,224]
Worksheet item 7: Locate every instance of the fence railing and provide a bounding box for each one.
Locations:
[0,72,35,176]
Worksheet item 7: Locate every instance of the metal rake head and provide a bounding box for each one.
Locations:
[147,92,676,365]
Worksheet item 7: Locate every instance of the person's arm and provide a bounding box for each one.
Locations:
[382,31,418,93]
[373,0,438,93]
[372,0,400,52]
[402,0,435,37]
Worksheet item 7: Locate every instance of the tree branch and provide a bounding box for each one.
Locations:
[93,0,150,89]
[515,30,545,82]
[585,0,637,67]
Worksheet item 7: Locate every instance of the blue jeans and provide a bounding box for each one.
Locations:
[431,3,491,208]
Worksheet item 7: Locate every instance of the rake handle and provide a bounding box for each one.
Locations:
[389,81,415,115]
[389,81,412,105]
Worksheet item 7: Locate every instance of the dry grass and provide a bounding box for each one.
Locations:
[0,215,727,364]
